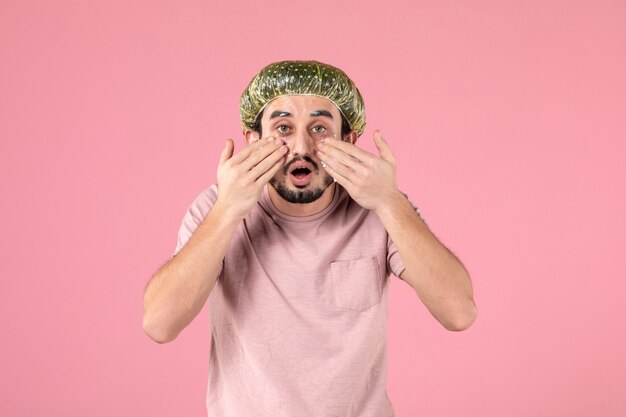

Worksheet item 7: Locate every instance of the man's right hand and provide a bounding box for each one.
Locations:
[213,134,288,221]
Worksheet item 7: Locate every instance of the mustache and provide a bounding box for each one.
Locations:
[282,155,319,176]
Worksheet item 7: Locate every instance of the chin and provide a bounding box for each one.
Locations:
[269,173,334,204]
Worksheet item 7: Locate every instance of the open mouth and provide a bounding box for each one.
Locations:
[289,165,313,187]
[291,167,311,178]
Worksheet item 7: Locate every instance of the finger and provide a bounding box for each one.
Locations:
[322,156,358,184]
[320,137,375,165]
[373,130,395,163]
[250,144,288,181]
[255,149,288,184]
[241,136,284,171]
[230,135,271,165]
[323,161,353,192]
[219,139,234,166]
[317,145,368,178]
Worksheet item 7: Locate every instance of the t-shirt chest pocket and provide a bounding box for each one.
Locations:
[329,256,382,310]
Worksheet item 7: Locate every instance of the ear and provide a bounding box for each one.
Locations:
[244,129,260,145]
[342,130,358,145]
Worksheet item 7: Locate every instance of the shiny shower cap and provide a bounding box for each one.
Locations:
[240,60,366,136]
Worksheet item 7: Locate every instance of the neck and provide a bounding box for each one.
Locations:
[268,183,337,217]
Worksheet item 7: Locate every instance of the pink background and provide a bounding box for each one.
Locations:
[1,0,625,416]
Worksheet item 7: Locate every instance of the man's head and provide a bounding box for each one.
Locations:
[239,60,366,204]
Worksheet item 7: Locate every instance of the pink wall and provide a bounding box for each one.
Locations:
[1,0,624,416]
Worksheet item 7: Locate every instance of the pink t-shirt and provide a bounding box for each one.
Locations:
[174,184,423,417]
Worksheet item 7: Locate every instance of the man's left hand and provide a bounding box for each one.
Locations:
[316,130,402,213]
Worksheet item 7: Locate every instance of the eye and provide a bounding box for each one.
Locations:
[312,125,326,133]
[276,125,290,133]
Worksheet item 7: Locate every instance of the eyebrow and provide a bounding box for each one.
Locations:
[268,110,334,120]
[310,110,334,119]
[269,111,291,119]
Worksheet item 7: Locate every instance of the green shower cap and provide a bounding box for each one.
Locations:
[240,60,366,136]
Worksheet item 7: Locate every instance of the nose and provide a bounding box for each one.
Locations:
[286,128,317,157]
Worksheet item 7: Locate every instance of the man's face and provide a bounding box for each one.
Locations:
[254,95,351,204]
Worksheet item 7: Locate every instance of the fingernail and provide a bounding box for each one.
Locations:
[266,136,275,143]
[274,138,283,145]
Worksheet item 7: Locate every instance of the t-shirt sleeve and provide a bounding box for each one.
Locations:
[172,184,220,258]
[387,196,426,279]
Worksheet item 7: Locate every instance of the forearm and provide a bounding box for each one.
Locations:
[375,192,477,331]
[142,202,241,343]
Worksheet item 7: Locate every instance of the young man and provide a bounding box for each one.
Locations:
[143,60,477,416]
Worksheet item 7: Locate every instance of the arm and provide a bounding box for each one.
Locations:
[142,202,241,344]
[317,130,477,331]
[142,135,287,343]
[375,193,476,331]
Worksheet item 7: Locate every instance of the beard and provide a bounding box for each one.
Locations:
[269,156,335,204]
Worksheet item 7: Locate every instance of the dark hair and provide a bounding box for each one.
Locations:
[252,109,353,139]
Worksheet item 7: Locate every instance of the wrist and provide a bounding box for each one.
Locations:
[373,189,412,220]
[207,199,246,228]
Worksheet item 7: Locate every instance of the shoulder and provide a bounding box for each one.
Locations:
[191,184,219,209]
[172,184,219,257]
[182,184,220,222]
